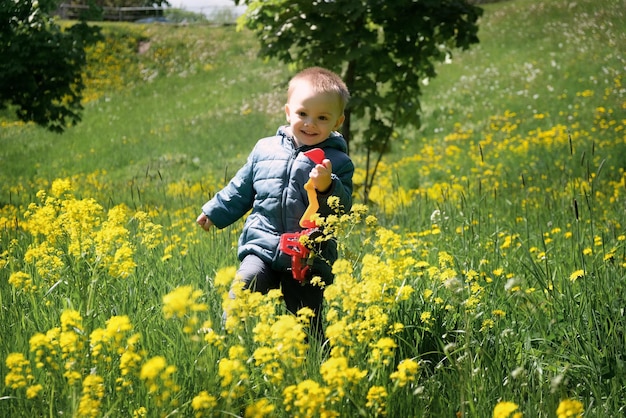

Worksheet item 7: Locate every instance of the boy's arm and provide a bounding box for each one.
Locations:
[200,156,256,229]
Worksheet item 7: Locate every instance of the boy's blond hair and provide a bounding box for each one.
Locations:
[288,67,350,112]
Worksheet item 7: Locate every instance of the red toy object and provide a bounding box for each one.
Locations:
[280,148,326,281]
[279,231,315,282]
[303,148,325,165]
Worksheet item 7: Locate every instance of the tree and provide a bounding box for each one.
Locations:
[234,0,482,202]
[0,0,101,132]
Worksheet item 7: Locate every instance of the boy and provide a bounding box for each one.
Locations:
[196,67,353,341]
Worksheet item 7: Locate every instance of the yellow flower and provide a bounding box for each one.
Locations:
[369,337,397,365]
[23,242,65,285]
[8,271,37,292]
[4,353,32,389]
[90,316,133,363]
[251,314,308,383]
[162,285,208,320]
[320,356,367,398]
[366,385,388,416]
[569,269,584,282]
[214,266,237,288]
[492,309,506,318]
[132,407,147,418]
[310,275,326,289]
[244,398,275,418]
[480,319,495,332]
[133,211,163,250]
[109,243,137,278]
[420,311,434,326]
[191,390,218,417]
[26,384,43,399]
[556,399,584,418]
[78,374,105,418]
[283,379,332,418]
[51,178,73,197]
[139,356,179,406]
[493,401,522,418]
[603,251,615,261]
[140,356,167,381]
[29,328,61,371]
[218,345,249,388]
[61,309,83,331]
[201,323,225,348]
[390,358,419,388]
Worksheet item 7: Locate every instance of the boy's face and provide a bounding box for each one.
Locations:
[285,81,345,147]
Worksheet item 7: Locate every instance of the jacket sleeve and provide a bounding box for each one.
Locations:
[201,154,256,229]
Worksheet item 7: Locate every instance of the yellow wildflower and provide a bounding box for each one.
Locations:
[556,399,584,418]
[214,266,237,288]
[390,358,419,388]
[480,319,495,332]
[132,407,147,418]
[366,385,388,416]
[493,401,522,418]
[369,337,397,366]
[420,311,434,327]
[26,384,43,399]
[244,398,275,418]
[162,285,208,319]
[321,356,367,398]
[5,353,32,389]
[191,390,218,417]
[8,271,37,292]
[77,374,105,418]
[283,379,333,418]
[492,309,506,318]
[569,269,584,282]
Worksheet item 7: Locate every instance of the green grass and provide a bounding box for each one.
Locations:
[1,22,287,205]
[418,0,625,145]
[1,0,625,417]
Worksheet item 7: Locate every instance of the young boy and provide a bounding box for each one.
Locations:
[196,67,353,341]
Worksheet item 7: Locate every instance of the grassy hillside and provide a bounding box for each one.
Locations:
[1,22,287,203]
[1,1,625,417]
[1,0,624,207]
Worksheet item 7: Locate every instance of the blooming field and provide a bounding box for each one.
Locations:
[1,0,625,416]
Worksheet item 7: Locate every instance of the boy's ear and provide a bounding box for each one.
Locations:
[334,114,345,130]
[284,103,291,122]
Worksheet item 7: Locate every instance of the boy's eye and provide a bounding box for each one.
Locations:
[298,111,307,117]
[319,116,328,121]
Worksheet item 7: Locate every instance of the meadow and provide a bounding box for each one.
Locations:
[1,0,625,416]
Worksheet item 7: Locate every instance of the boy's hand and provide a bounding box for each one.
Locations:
[309,159,333,193]
[196,213,214,231]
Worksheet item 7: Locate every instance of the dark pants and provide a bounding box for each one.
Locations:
[233,254,326,342]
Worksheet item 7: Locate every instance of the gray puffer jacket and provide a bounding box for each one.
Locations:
[202,126,354,282]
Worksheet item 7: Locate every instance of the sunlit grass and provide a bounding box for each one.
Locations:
[1,0,625,416]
